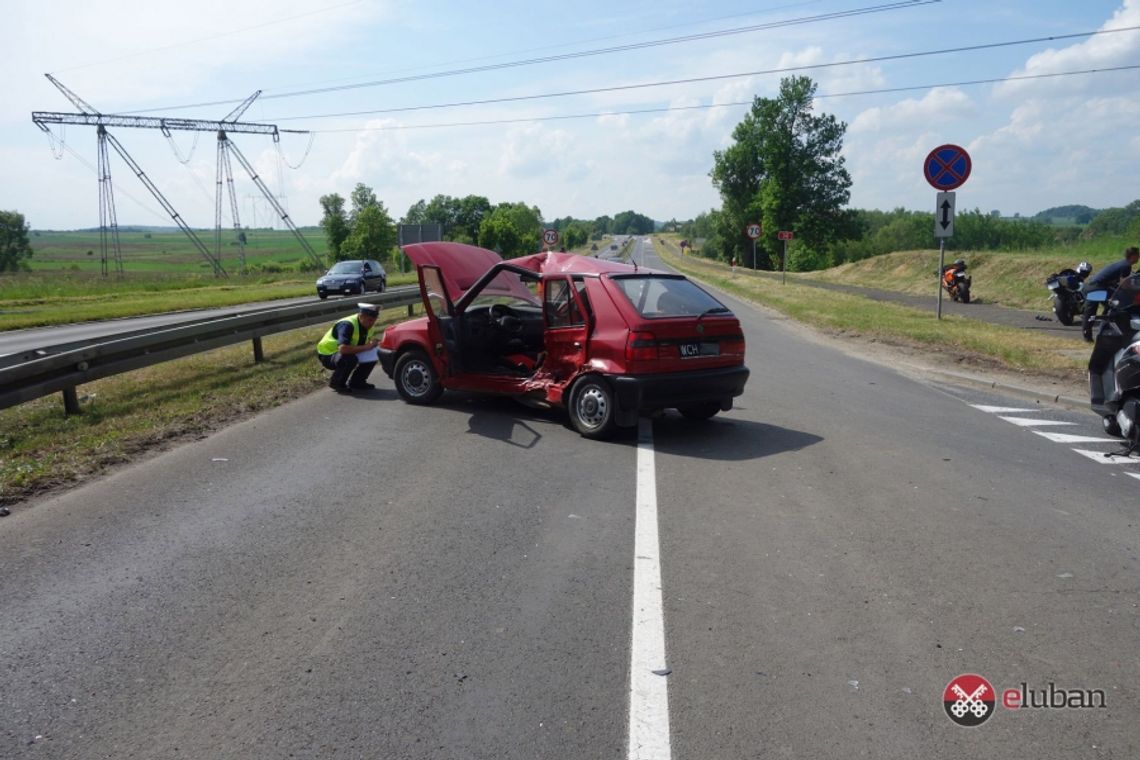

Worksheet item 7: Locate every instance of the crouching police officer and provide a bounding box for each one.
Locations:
[317,302,381,391]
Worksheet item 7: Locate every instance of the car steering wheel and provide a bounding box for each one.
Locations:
[489,303,523,333]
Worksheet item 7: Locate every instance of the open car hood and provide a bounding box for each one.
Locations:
[402,242,533,303]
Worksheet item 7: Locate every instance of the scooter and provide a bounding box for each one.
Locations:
[1045,268,1086,326]
[1087,275,1140,455]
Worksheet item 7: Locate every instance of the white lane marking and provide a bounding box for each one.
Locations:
[971,405,1040,414]
[629,419,671,760]
[1032,431,1120,444]
[1071,449,1140,465]
[997,416,1077,427]
[1129,473,1140,482]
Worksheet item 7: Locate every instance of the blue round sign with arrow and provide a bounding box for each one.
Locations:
[924,144,971,190]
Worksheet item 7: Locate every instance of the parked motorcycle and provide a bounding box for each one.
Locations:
[1045,262,1091,326]
[942,260,972,303]
[1087,274,1140,454]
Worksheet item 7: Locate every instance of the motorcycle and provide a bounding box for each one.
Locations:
[942,268,972,303]
[1087,274,1140,455]
[1045,264,1090,326]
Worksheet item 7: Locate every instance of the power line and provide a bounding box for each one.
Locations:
[120,0,936,115]
[268,25,1140,123]
[48,0,366,74]
[302,64,1140,133]
[243,0,836,101]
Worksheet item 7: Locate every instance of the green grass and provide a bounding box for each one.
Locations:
[26,228,330,273]
[0,304,412,507]
[655,236,1087,379]
[2,227,422,330]
[803,238,1136,310]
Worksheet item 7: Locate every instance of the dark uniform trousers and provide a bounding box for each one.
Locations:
[318,351,376,388]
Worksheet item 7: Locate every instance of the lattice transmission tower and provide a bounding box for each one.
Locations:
[32,75,323,277]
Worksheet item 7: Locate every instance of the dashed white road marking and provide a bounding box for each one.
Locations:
[1129,473,1140,482]
[971,405,1040,414]
[997,416,1077,427]
[1071,449,1140,465]
[1033,431,1119,444]
[629,419,671,760]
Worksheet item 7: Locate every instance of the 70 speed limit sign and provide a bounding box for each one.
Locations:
[542,229,560,247]
[745,224,762,239]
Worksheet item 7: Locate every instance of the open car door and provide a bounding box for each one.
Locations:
[418,265,457,376]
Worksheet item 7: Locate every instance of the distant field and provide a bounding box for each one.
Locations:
[25,228,331,274]
[1,229,423,330]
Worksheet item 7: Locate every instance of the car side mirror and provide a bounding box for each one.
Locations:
[1086,290,1109,303]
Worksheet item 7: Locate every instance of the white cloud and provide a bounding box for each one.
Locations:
[849,88,975,134]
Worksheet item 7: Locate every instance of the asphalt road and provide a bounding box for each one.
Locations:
[2,238,1136,759]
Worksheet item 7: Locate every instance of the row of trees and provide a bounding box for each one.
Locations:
[318,186,664,266]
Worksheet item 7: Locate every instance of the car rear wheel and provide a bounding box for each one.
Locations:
[678,402,720,420]
[376,280,386,293]
[568,376,616,439]
[318,292,327,300]
[394,350,443,405]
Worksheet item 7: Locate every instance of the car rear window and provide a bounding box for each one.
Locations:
[610,275,730,318]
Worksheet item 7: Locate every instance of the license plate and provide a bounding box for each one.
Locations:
[680,342,718,358]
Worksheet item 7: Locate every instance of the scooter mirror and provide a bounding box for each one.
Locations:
[1086,290,1110,303]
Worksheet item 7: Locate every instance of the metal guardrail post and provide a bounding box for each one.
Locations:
[407,304,414,317]
[62,387,80,415]
[252,336,265,363]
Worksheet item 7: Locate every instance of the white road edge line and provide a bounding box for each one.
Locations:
[629,419,672,760]
[971,405,1040,414]
[1071,448,1140,465]
[997,416,1077,427]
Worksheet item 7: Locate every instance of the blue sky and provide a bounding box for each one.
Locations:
[2,0,1138,230]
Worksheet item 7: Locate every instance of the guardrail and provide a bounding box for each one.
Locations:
[0,289,421,414]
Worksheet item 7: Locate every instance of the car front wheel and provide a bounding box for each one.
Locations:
[568,376,616,439]
[394,350,443,405]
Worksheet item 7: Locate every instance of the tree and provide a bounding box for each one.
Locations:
[402,199,428,225]
[319,194,350,261]
[478,202,543,259]
[711,76,856,268]
[0,210,34,272]
[349,183,379,223]
[341,203,396,262]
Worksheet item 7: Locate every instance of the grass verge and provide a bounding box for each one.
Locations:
[0,272,419,331]
[0,305,409,508]
[654,238,1088,380]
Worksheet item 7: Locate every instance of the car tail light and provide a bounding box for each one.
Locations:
[721,333,746,357]
[626,331,658,361]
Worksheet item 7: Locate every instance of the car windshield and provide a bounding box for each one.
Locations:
[611,275,730,318]
[327,262,362,275]
[466,269,540,309]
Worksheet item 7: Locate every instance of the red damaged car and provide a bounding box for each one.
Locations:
[378,242,749,438]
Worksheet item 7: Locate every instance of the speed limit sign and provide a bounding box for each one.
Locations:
[745,224,762,240]
[542,229,560,247]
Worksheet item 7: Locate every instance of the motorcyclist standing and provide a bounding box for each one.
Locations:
[1082,247,1140,341]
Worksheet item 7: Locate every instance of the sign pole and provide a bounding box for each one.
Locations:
[751,239,756,270]
[937,239,946,320]
[923,144,970,320]
[782,239,788,285]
